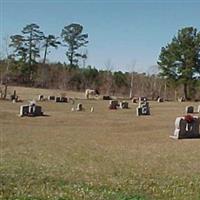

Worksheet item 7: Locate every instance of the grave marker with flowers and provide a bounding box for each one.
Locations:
[170,115,200,139]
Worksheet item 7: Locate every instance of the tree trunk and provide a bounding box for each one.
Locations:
[43,44,48,64]
[3,84,7,99]
[184,83,188,100]
[129,72,134,99]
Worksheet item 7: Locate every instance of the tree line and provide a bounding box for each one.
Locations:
[0,23,200,100]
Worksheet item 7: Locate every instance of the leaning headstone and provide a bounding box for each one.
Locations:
[119,101,128,109]
[185,106,194,114]
[136,99,150,116]
[76,103,83,111]
[170,115,200,139]
[109,100,119,109]
[90,107,94,112]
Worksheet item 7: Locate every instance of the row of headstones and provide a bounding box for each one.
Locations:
[109,100,129,109]
[38,95,69,103]
[132,97,163,103]
[135,99,200,139]
[109,98,151,116]
[19,100,200,140]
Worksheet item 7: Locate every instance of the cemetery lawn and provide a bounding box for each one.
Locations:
[1,86,200,200]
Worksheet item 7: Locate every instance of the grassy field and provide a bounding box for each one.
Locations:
[1,86,200,200]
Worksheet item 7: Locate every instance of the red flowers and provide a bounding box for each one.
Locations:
[184,115,194,123]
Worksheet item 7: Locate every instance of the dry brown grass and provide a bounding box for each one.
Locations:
[1,86,200,200]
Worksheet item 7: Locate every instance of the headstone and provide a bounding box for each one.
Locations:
[19,101,43,117]
[90,107,94,112]
[55,96,68,103]
[136,99,150,116]
[38,95,44,101]
[55,96,61,102]
[132,98,137,103]
[119,101,128,109]
[185,106,194,114]
[19,105,29,117]
[157,97,164,103]
[178,97,185,102]
[103,96,112,100]
[71,107,75,112]
[139,97,147,102]
[170,115,200,139]
[48,96,55,101]
[198,105,200,113]
[76,103,83,111]
[109,100,119,109]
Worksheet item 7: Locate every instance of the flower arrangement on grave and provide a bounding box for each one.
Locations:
[184,115,194,123]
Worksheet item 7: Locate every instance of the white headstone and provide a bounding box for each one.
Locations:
[197,105,200,113]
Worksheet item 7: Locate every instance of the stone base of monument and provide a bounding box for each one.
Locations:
[170,115,200,139]
[19,102,43,117]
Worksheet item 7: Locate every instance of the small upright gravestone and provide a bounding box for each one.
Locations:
[109,100,119,109]
[76,103,83,111]
[119,101,128,109]
[132,98,137,103]
[157,97,164,103]
[136,98,150,116]
[38,95,44,101]
[185,106,194,114]
[178,97,185,102]
[19,101,43,117]
[171,115,200,139]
